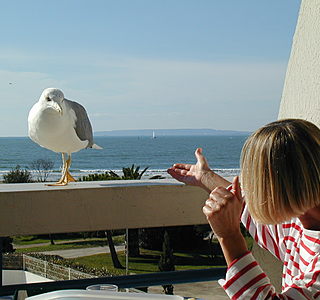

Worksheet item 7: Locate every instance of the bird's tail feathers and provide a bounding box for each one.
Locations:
[92,144,103,150]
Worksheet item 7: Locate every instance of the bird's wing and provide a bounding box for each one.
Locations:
[65,99,94,148]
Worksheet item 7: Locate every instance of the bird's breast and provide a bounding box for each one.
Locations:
[29,108,65,135]
[28,106,88,153]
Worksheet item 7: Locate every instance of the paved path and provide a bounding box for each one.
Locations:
[13,238,101,249]
[39,245,126,258]
[148,281,229,300]
[14,239,125,258]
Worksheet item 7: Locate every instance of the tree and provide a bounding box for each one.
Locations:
[159,230,175,295]
[140,225,206,251]
[30,159,54,182]
[3,165,32,183]
[0,237,14,253]
[128,229,140,257]
[140,227,164,250]
[105,231,125,269]
[49,234,55,245]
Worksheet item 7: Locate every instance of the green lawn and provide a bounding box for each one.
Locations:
[15,235,252,276]
[15,236,124,253]
[13,236,57,245]
[67,248,226,276]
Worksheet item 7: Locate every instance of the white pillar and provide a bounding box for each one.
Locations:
[279,0,320,126]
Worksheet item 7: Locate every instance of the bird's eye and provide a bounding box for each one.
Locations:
[46,97,51,101]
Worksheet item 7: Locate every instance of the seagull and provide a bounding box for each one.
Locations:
[28,88,102,185]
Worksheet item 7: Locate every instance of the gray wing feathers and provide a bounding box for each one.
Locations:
[65,99,94,148]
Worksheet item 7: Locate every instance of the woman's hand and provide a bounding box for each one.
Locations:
[203,176,243,238]
[203,176,247,265]
[167,148,230,192]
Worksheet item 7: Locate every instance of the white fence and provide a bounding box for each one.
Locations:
[22,255,95,281]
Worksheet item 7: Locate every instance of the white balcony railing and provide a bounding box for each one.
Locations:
[0,179,208,237]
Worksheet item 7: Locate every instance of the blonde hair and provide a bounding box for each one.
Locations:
[241,119,320,224]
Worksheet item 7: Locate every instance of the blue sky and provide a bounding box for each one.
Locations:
[0,0,301,136]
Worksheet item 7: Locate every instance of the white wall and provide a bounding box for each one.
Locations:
[278,0,320,125]
[256,0,320,292]
[3,270,52,285]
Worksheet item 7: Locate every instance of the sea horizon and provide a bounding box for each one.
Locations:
[0,135,248,181]
[0,127,251,139]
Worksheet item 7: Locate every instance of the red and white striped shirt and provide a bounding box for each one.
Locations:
[219,204,320,299]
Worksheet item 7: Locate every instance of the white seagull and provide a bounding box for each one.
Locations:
[28,88,102,185]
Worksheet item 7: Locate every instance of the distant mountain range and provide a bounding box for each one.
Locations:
[95,129,250,137]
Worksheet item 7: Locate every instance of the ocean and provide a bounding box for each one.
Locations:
[0,135,249,181]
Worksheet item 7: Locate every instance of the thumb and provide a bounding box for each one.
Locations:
[195,148,208,167]
[232,176,242,201]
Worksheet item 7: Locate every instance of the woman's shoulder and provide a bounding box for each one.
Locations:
[281,217,320,245]
[281,217,303,232]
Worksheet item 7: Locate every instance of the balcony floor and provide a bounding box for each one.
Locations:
[148,281,228,299]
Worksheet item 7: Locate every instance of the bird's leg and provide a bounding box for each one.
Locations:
[48,153,72,186]
[65,154,76,183]
[57,153,68,184]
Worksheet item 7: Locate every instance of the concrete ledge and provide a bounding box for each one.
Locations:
[0,179,209,236]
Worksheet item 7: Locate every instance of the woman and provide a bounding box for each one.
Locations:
[168,119,320,299]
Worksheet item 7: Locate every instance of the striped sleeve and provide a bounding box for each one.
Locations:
[220,252,318,299]
[241,204,284,261]
[220,252,275,299]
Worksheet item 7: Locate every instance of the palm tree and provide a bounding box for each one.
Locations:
[105,231,124,269]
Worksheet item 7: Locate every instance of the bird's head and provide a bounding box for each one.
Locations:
[40,88,65,115]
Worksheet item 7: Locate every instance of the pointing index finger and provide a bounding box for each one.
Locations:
[232,176,242,201]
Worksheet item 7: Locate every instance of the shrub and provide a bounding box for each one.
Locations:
[30,159,54,182]
[26,253,122,277]
[122,165,148,180]
[79,171,121,181]
[3,165,33,183]
[79,164,149,181]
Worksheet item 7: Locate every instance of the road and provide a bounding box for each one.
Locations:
[39,245,126,258]
[14,239,125,259]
